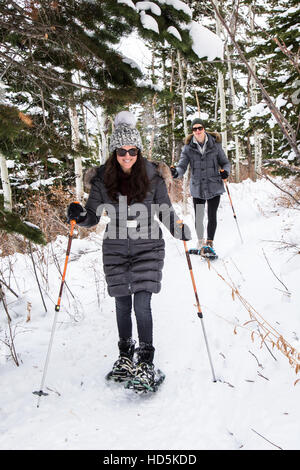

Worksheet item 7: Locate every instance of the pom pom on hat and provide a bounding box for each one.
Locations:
[114,111,136,128]
[109,110,143,153]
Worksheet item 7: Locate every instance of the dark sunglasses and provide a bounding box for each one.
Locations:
[192,126,204,132]
[116,148,139,157]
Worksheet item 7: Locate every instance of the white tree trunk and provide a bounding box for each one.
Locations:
[217,70,227,152]
[177,50,189,215]
[94,107,108,164]
[226,43,241,182]
[0,150,12,211]
[170,54,176,165]
[249,4,262,179]
[68,104,84,202]
[214,0,227,153]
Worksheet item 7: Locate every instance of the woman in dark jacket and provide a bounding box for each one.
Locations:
[67,111,191,392]
[171,118,231,258]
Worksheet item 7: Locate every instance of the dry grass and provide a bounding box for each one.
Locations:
[205,259,300,384]
[0,185,96,257]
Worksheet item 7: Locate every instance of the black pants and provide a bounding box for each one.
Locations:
[115,291,153,345]
[193,195,220,241]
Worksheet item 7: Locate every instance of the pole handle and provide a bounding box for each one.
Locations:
[69,201,81,227]
[220,169,228,181]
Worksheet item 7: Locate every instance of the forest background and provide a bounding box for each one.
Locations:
[0,0,299,252]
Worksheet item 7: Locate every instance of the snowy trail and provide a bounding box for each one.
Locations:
[0,178,300,450]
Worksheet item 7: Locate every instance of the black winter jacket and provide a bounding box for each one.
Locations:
[78,159,190,297]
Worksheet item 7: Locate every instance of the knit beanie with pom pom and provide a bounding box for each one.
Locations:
[109,111,143,153]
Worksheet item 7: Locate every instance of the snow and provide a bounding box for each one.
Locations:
[23,221,41,230]
[6,160,15,169]
[116,3,222,65]
[47,158,62,165]
[30,177,61,189]
[188,22,224,61]
[117,0,136,9]
[1,177,300,450]
[117,32,152,75]
[167,26,182,41]
[139,10,159,34]
[136,1,161,16]
[157,0,192,18]
[276,95,287,109]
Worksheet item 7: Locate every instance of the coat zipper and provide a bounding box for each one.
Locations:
[127,204,132,294]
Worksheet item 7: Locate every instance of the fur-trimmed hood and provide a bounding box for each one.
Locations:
[83,159,172,192]
[185,131,222,145]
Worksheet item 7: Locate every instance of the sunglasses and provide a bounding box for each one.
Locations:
[116,148,139,157]
[192,126,204,132]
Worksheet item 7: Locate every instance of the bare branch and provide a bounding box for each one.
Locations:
[257,172,300,205]
[210,1,300,161]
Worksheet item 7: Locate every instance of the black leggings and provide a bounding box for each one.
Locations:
[193,195,220,241]
[115,291,153,344]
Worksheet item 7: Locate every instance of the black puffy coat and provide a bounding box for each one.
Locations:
[78,159,189,297]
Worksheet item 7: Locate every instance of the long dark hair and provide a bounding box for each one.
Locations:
[104,150,150,203]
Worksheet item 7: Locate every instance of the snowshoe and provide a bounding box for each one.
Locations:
[189,248,202,255]
[125,366,166,394]
[106,338,136,383]
[200,245,218,260]
[189,243,218,260]
[106,355,135,383]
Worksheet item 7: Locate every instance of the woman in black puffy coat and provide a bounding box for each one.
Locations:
[67,111,191,392]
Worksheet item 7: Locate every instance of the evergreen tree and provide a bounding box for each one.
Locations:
[0,0,196,199]
[0,208,46,244]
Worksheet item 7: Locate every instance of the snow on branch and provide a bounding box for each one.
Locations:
[167,26,182,41]
[157,0,192,18]
[136,1,161,16]
[188,21,224,61]
[117,0,136,9]
[139,10,159,34]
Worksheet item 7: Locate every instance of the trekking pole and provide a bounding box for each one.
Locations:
[178,221,217,382]
[221,170,244,244]
[33,208,78,407]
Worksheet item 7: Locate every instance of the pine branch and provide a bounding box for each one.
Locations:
[0,209,47,245]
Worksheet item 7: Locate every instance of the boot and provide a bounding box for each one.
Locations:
[108,338,135,382]
[132,342,156,391]
[202,239,217,258]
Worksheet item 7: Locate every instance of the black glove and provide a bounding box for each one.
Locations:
[170,166,178,179]
[220,170,229,180]
[67,202,87,224]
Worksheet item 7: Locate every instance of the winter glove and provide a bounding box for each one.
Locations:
[170,166,179,179]
[67,202,87,224]
[220,169,229,180]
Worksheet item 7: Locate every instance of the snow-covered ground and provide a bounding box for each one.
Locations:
[1,177,300,450]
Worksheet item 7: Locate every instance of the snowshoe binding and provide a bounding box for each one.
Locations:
[125,342,165,394]
[125,364,165,394]
[106,338,135,383]
[200,244,218,260]
[189,240,218,260]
